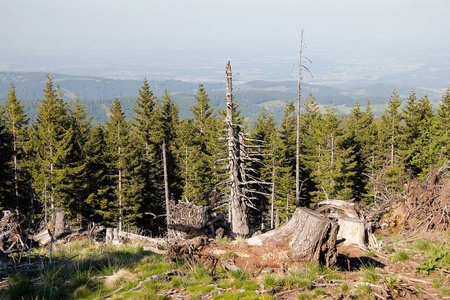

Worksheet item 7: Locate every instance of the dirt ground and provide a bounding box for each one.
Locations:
[189,228,450,300]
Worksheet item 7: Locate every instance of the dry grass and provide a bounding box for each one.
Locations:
[104,268,137,290]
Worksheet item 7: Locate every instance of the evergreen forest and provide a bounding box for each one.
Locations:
[1,73,450,235]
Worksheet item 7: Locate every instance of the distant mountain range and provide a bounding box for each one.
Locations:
[0,72,446,124]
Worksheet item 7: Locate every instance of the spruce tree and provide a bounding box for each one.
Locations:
[129,79,163,230]
[436,87,450,161]
[372,89,405,195]
[275,102,297,218]
[181,84,220,206]
[0,114,13,211]
[58,97,92,222]
[250,107,277,228]
[298,94,323,204]
[401,91,435,177]
[31,75,71,219]
[84,124,116,226]
[160,90,182,201]
[105,98,131,231]
[1,84,30,213]
[344,101,375,202]
[311,106,357,201]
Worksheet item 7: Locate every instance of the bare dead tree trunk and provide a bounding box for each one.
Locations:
[118,124,123,233]
[163,139,170,228]
[226,61,249,236]
[296,30,304,207]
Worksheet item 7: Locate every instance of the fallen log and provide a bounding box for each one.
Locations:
[117,231,165,247]
[246,207,339,267]
[316,199,359,218]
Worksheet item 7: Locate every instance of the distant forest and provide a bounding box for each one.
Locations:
[1,73,450,235]
[0,72,442,125]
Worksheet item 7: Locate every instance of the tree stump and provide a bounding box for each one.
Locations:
[246,207,339,267]
[337,217,366,247]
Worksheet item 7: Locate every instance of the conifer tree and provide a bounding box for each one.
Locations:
[275,102,297,217]
[311,107,357,201]
[1,84,30,213]
[344,101,375,202]
[58,97,92,222]
[129,79,163,230]
[181,84,220,206]
[160,90,182,201]
[436,87,450,161]
[84,124,116,225]
[0,115,13,210]
[31,75,71,220]
[372,89,405,194]
[298,94,323,204]
[401,91,435,177]
[250,107,277,228]
[105,98,130,231]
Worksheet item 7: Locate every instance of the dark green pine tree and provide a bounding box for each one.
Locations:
[400,91,435,177]
[372,89,405,194]
[410,95,440,180]
[0,113,13,211]
[105,98,131,231]
[160,90,182,201]
[181,84,220,206]
[58,97,92,222]
[1,83,30,213]
[344,100,375,202]
[250,107,277,228]
[311,106,357,201]
[31,75,71,220]
[84,124,116,226]
[436,87,450,161]
[129,79,163,231]
[298,94,323,204]
[275,102,297,219]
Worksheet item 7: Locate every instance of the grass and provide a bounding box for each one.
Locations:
[360,263,379,284]
[390,250,411,262]
[2,233,449,299]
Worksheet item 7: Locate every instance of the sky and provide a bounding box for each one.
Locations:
[1,0,449,85]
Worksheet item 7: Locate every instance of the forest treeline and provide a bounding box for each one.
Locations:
[1,74,450,235]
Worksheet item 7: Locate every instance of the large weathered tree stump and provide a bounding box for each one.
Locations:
[337,217,366,247]
[246,207,339,266]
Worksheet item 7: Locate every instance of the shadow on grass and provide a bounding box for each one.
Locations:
[1,243,162,300]
[337,253,386,271]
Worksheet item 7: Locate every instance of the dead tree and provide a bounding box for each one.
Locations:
[295,30,304,207]
[295,29,312,207]
[224,62,272,236]
[226,61,249,236]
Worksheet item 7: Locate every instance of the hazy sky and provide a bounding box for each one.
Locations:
[1,0,449,83]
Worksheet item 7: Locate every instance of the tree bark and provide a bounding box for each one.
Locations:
[226,61,249,236]
[296,29,304,207]
[163,140,170,228]
[246,207,339,266]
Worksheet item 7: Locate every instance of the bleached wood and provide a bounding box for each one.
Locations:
[337,217,366,247]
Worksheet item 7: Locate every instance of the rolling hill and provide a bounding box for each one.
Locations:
[0,72,444,124]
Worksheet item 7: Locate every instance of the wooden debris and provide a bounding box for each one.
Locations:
[316,199,359,218]
[32,209,69,246]
[380,176,450,232]
[0,211,27,261]
[169,200,231,239]
[246,207,339,267]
